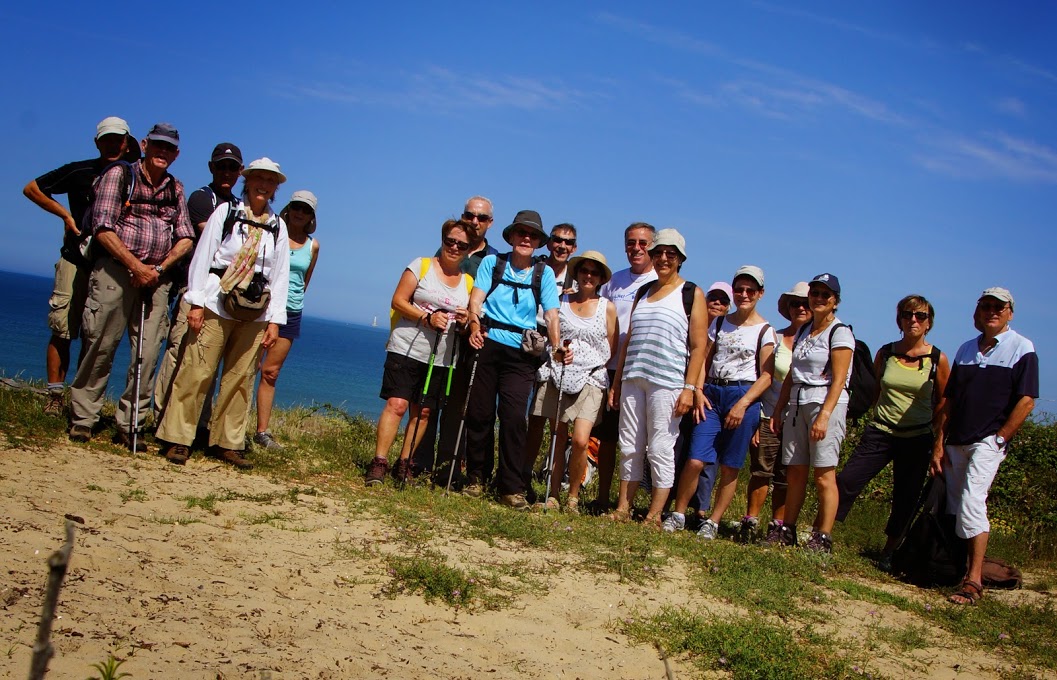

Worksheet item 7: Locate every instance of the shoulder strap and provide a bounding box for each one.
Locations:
[822,323,849,378]
[928,345,941,383]
[531,260,546,310]
[755,323,772,379]
[706,315,723,374]
[419,257,432,281]
[681,281,697,320]
[222,206,280,245]
[486,253,509,298]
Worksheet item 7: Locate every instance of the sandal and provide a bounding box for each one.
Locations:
[565,497,580,515]
[642,514,663,530]
[949,579,983,605]
[608,508,631,523]
[543,496,560,512]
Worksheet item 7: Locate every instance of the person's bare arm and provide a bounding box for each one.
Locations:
[23,180,78,236]
[93,231,158,288]
[811,347,852,442]
[304,238,320,291]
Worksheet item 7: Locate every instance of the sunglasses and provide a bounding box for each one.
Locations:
[626,239,651,249]
[462,211,492,222]
[788,298,809,309]
[579,266,603,277]
[551,236,576,246]
[977,301,1008,313]
[733,285,759,295]
[707,294,729,305]
[213,160,241,173]
[288,203,314,215]
[651,248,680,260]
[443,236,471,252]
[900,310,930,322]
[808,289,833,300]
[510,227,537,240]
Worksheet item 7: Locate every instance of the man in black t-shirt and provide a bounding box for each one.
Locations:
[23,116,131,415]
[153,142,243,426]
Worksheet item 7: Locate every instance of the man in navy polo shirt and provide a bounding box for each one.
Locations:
[931,287,1038,605]
[23,116,132,415]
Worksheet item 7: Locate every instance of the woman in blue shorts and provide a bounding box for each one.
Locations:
[663,266,776,538]
[253,190,320,449]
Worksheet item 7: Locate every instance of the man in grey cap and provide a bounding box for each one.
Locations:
[932,287,1038,605]
[153,142,244,426]
[68,123,196,449]
[22,116,132,415]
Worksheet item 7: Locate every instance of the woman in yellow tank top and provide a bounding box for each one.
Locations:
[833,294,951,571]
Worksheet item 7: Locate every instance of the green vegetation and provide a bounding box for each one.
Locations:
[3,382,1055,677]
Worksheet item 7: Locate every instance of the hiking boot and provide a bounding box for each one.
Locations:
[253,431,282,450]
[43,391,65,416]
[68,425,92,443]
[365,457,389,486]
[738,516,760,544]
[214,448,253,470]
[697,518,719,540]
[392,458,411,483]
[499,493,530,510]
[779,524,798,547]
[165,444,190,465]
[878,552,894,573]
[113,429,147,453]
[805,530,833,554]
[764,520,785,546]
[662,512,686,533]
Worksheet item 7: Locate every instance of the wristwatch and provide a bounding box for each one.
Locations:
[995,434,1007,448]
[683,383,697,392]
[154,265,164,274]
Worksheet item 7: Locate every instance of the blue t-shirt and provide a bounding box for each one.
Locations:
[475,254,560,349]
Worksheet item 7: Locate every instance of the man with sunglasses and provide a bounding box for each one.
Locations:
[540,223,579,293]
[587,222,659,511]
[69,123,195,447]
[153,143,243,425]
[457,195,500,279]
[932,287,1037,605]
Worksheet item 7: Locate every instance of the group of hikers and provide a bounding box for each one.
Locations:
[28,118,1039,608]
[372,197,1039,606]
[26,117,319,469]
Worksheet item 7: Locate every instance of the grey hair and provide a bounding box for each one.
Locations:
[464,195,493,213]
[624,222,656,240]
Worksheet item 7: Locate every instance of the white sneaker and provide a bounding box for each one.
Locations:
[697,518,719,540]
[662,512,686,532]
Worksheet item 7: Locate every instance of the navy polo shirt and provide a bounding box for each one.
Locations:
[944,328,1039,445]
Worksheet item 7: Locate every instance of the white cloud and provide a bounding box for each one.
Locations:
[996,97,1027,117]
[916,132,1057,184]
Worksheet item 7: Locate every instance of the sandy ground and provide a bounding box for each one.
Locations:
[0,442,1048,679]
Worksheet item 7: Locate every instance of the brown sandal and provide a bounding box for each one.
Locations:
[608,508,631,523]
[949,579,983,605]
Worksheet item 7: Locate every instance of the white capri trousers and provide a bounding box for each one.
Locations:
[945,435,1006,539]
[618,377,681,488]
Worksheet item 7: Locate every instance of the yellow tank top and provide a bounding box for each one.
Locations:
[872,353,935,437]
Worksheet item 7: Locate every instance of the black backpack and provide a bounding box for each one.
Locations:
[220,204,280,246]
[891,474,967,587]
[794,322,876,421]
[633,280,697,320]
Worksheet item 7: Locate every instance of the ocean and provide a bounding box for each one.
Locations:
[0,270,389,420]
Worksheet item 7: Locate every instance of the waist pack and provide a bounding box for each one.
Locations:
[222,271,271,322]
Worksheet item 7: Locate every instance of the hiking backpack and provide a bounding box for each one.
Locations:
[632,280,697,320]
[891,473,967,587]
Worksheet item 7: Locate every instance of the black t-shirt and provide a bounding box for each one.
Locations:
[186,183,236,232]
[34,158,109,254]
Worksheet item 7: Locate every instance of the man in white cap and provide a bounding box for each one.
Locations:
[68,123,196,449]
[154,142,244,426]
[932,287,1037,605]
[22,116,132,415]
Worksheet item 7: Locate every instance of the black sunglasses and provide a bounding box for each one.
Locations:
[462,211,492,222]
[900,310,929,322]
[551,236,576,246]
[443,236,470,252]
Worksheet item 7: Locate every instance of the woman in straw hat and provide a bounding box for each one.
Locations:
[156,158,290,469]
[533,250,618,514]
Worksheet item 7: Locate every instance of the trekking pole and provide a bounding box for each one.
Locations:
[401,322,444,487]
[130,297,147,453]
[444,346,482,497]
[542,340,572,511]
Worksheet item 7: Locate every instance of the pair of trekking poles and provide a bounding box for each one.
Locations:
[399,313,458,487]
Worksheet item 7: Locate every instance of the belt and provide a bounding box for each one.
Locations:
[707,378,754,387]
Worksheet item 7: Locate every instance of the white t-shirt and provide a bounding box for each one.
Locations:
[789,319,855,404]
[599,267,658,370]
[386,257,471,366]
[707,318,777,382]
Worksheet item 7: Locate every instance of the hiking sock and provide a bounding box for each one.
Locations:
[47,382,64,394]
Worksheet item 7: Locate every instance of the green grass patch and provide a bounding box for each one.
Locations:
[151,515,202,526]
[119,488,147,504]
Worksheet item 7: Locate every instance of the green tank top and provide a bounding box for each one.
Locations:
[872,353,935,438]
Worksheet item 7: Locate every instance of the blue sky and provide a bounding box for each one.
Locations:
[1,1,1054,409]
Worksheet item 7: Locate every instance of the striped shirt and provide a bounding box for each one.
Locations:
[623,283,690,389]
[90,161,194,265]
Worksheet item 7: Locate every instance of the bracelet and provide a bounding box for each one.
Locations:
[683,384,697,392]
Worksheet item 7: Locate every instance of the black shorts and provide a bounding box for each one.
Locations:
[278,309,302,340]
[590,369,619,441]
[380,351,449,410]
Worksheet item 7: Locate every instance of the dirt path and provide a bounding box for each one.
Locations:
[0,443,1037,679]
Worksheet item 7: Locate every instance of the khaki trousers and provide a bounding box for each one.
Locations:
[47,256,89,340]
[156,309,265,450]
[70,257,171,430]
[153,297,215,426]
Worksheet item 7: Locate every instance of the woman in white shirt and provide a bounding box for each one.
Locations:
[771,273,854,553]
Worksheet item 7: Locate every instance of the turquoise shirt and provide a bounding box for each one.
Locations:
[286,235,313,312]
[475,254,559,349]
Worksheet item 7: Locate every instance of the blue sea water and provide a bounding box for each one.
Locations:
[0,270,389,420]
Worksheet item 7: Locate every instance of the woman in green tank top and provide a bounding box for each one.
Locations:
[833,294,951,571]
